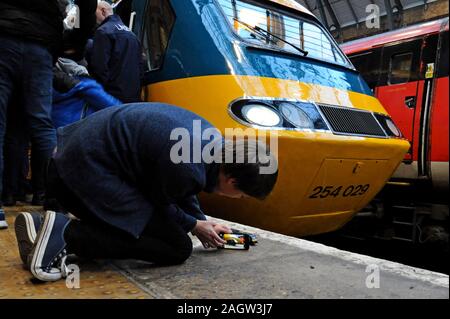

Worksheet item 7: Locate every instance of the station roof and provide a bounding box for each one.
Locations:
[294,0,445,40]
[341,17,449,54]
[268,0,314,15]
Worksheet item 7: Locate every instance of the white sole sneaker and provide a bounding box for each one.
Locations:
[30,211,64,282]
[0,220,8,229]
[15,212,40,266]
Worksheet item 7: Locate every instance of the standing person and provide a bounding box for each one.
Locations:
[62,0,98,63]
[0,0,65,228]
[14,103,278,281]
[87,1,142,103]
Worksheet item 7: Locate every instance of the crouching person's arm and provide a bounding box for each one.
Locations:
[166,195,231,248]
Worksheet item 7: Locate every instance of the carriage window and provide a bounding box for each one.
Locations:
[389,53,413,84]
[350,50,382,90]
[143,0,175,71]
[216,0,347,65]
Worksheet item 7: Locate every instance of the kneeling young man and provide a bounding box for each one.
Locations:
[15,103,278,281]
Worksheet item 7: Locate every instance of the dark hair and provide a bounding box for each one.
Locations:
[220,139,278,200]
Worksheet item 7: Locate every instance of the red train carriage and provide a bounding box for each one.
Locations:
[342,18,449,197]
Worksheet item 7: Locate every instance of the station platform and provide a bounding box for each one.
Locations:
[0,206,448,299]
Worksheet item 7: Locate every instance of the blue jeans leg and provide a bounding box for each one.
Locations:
[0,36,22,206]
[22,43,56,196]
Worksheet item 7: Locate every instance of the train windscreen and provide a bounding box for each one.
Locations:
[216,0,349,66]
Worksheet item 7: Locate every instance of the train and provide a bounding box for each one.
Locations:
[118,0,409,237]
[341,18,449,198]
[339,18,449,246]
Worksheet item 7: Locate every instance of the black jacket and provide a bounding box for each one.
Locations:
[87,15,142,103]
[53,103,222,238]
[0,0,64,58]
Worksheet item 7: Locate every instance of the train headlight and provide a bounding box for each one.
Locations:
[279,102,314,129]
[241,103,282,127]
[385,118,401,137]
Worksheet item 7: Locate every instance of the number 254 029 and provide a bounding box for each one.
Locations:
[308,184,370,199]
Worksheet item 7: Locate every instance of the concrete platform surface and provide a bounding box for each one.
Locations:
[1,207,448,299]
[113,216,448,299]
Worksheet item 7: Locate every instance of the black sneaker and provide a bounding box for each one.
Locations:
[14,193,27,202]
[31,193,45,206]
[14,212,43,267]
[29,211,71,281]
[0,209,8,229]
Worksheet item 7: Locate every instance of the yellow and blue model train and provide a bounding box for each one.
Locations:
[127,0,410,236]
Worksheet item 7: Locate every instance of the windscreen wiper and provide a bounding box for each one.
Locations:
[234,18,308,57]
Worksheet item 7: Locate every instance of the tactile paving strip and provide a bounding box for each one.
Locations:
[0,206,151,299]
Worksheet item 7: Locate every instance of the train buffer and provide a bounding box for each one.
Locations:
[0,208,448,299]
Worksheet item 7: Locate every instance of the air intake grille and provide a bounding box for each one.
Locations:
[318,104,386,137]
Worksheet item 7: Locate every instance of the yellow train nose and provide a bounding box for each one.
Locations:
[144,75,409,236]
[200,132,409,236]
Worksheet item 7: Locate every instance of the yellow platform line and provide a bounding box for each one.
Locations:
[0,206,151,299]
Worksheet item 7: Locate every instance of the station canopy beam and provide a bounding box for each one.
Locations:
[344,0,359,27]
[323,0,343,41]
[295,0,440,40]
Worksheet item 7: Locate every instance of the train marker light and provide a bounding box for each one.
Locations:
[279,102,314,129]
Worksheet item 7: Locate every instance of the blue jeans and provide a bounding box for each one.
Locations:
[0,35,56,206]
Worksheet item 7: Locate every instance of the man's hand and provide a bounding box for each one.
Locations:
[191,220,232,249]
[213,223,232,236]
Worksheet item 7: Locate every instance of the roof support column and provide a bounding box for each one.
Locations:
[316,0,330,29]
[384,0,394,30]
[323,0,342,41]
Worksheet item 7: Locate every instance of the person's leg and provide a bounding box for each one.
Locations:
[21,42,56,206]
[17,138,30,202]
[0,35,21,227]
[14,159,65,269]
[64,212,193,265]
[2,110,17,206]
[46,160,192,265]
[3,96,29,206]
[44,159,74,213]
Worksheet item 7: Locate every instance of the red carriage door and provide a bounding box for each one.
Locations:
[375,39,424,169]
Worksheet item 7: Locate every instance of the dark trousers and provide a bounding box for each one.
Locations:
[0,35,56,206]
[3,96,30,200]
[46,160,193,265]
